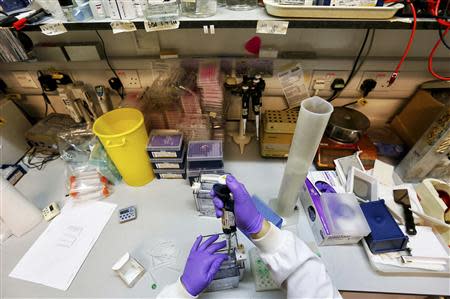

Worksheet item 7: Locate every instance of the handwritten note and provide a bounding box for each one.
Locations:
[144,20,180,32]
[256,20,289,35]
[110,21,137,34]
[40,22,67,36]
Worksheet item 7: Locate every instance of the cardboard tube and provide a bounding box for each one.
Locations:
[0,177,42,237]
[276,97,334,217]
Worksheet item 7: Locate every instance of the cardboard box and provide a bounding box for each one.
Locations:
[391,90,445,147]
[299,172,365,245]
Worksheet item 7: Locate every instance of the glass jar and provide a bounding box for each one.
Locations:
[226,0,257,10]
[73,1,94,21]
[180,0,217,18]
[143,0,179,22]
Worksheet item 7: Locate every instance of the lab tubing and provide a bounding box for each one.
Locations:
[276,97,333,217]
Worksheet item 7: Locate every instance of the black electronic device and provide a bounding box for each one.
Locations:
[213,184,236,235]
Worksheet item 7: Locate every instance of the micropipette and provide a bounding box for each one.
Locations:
[212,183,236,255]
[251,79,261,140]
[241,85,250,136]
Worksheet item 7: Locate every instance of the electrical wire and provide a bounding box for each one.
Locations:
[95,30,124,98]
[428,0,450,80]
[387,0,417,86]
[438,25,450,50]
[428,27,450,80]
[21,147,60,170]
[327,29,374,102]
[36,71,57,115]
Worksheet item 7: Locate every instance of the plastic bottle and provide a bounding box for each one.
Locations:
[89,0,108,19]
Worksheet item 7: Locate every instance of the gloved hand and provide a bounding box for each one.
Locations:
[211,175,264,235]
[181,235,229,296]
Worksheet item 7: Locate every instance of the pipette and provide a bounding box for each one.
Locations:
[251,79,261,140]
[241,85,250,136]
[212,183,236,255]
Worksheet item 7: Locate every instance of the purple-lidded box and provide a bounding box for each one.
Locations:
[147,130,183,151]
[187,140,223,161]
[147,130,184,159]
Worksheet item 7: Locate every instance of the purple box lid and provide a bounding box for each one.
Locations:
[148,134,183,151]
[187,140,223,161]
[305,178,330,235]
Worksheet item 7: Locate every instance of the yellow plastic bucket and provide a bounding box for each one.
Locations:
[93,108,154,186]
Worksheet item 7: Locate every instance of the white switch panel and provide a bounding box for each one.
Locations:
[116,70,142,89]
[13,72,38,89]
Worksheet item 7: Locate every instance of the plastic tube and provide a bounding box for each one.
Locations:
[276,97,334,217]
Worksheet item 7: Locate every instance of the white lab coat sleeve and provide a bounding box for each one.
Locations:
[156,278,197,299]
[252,223,341,299]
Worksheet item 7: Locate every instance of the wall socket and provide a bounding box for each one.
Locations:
[13,71,38,89]
[309,70,349,91]
[358,71,391,91]
[116,70,142,89]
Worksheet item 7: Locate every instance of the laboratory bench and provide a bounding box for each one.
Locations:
[1,138,449,298]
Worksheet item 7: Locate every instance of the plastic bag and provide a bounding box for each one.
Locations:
[68,167,112,201]
[89,142,122,184]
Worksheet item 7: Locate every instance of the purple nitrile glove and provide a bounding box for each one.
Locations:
[211,175,264,235]
[181,235,229,296]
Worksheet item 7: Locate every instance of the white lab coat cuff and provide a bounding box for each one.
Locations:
[174,278,198,299]
[252,222,286,254]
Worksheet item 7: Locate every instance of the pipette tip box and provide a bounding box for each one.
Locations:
[147,130,184,159]
[360,200,409,254]
[153,168,186,179]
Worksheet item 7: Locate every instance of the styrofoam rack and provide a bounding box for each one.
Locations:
[263,1,404,19]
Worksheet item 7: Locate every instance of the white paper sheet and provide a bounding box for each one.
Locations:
[10,200,116,291]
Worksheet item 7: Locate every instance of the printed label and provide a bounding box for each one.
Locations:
[277,63,309,108]
[160,173,183,179]
[155,163,179,169]
[221,211,236,229]
[40,22,67,36]
[256,21,289,35]
[152,151,177,158]
[144,20,180,32]
[110,21,137,34]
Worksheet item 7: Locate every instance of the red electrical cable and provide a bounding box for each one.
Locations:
[434,0,450,27]
[427,0,450,81]
[388,0,417,86]
[428,27,450,80]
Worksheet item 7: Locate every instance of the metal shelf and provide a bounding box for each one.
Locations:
[21,7,438,31]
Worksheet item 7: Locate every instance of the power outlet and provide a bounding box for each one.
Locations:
[13,71,38,88]
[358,72,391,91]
[310,70,349,91]
[116,70,142,89]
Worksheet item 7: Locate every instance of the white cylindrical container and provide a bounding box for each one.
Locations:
[0,177,42,237]
[276,96,334,217]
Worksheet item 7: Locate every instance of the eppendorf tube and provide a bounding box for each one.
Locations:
[276,96,333,217]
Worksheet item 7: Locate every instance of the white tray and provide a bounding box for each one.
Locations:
[362,239,450,276]
[263,0,404,19]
